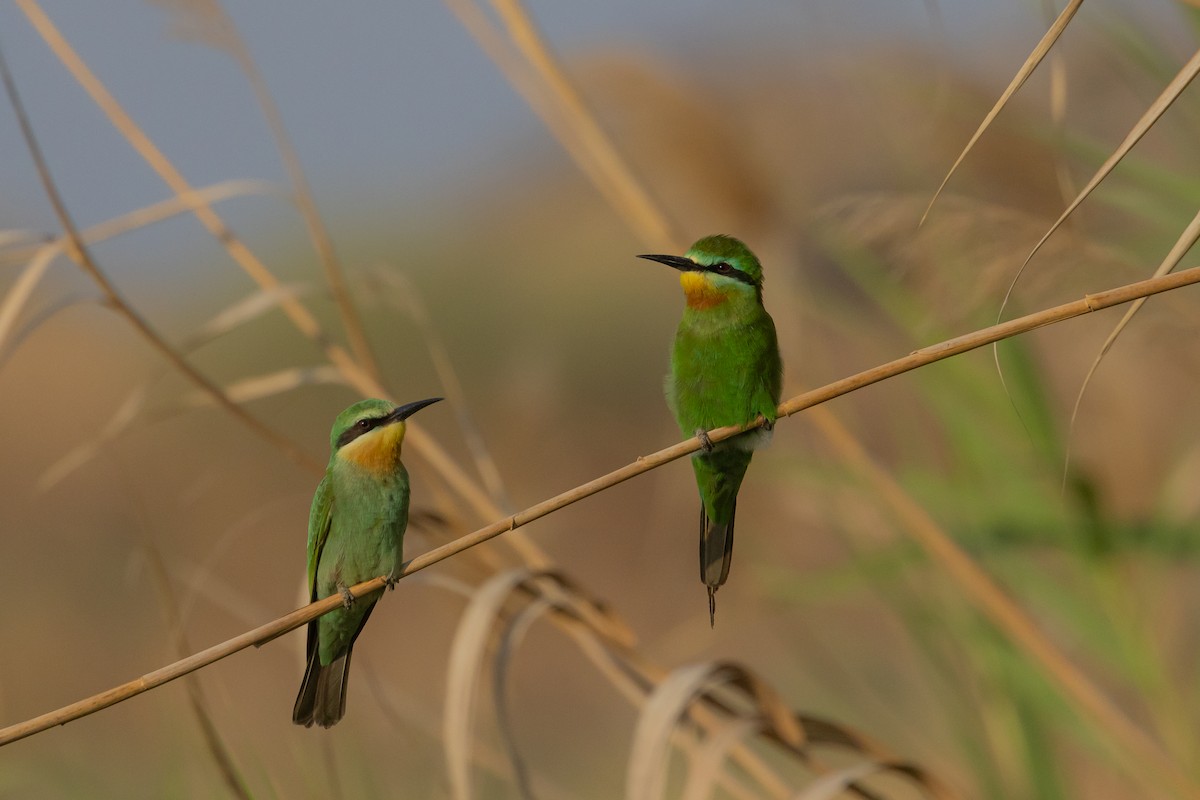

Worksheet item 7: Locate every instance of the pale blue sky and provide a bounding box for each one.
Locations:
[0,1,1177,260]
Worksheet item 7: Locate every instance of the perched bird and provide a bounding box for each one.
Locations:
[638,236,782,625]
[293,396,442,728]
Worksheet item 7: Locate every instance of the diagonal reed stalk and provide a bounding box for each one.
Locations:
[448,2,1200,796]
[0,41,322,475]
[9,3,1197,796]
[3,260,1200,799]
[12,0,554,570]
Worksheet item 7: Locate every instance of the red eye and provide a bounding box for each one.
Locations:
[357,419,371,429]
[716,263,732,273]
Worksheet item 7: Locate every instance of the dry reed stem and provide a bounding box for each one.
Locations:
[0,179,279,268]
[442,6,886,793]
[204,0,384,382]
[1065,202,1200,485]
[447,0,682,248]
[376,269,513,512]
[15,0,556,574]
[1000,45,1200,316]
[807,404,1197,800]
[0,41,323,475]
[3,262,1199,753]
[921,0,1083,226]
[12,5,1196,795]
[143,546,254,800]
[14,0,376,396]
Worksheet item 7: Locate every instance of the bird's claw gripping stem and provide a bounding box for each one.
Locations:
[761,416,774,432]
[695,428,715,453]
[337,582,354,609]
[384,574,399,591]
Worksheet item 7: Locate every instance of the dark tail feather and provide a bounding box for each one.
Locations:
[292,646,353,728]
[699,499,736,626]
[292,644,321,726]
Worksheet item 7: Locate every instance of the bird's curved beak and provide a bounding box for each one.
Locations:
[637,253,697,272]
[388,396,443,424]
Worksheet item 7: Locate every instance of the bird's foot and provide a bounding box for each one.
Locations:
[695,428,715,453]
[384,573,399,591]
[761,416,775,432]
[337,582,355,609]
[707,586,717,628]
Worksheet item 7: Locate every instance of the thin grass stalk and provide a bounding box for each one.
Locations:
[3,261,1199,754]
[0,179,278,268]
[206,0,383,382]
[0,41,322,475]
[1000,44,1200,317]
[1064,202,1200,486]
[143,546,254,800]
[808,403,1197,800]
[449,0,682,247]
[13,0,377,396]
[921,0,1084,226]
[13,0,556,573]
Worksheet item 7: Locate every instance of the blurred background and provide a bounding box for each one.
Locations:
[2,1,1200,798]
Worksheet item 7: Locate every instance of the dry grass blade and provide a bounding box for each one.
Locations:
[0,180,279,269]
[493,594,555,800]
[446,0,681,248]
[627,662,720,800]
[627,661,807,800]
[0,292,97,369]
[365,573,586,800]
[446,569,536,800]
[38,387,147,491]
[1001,45,1200,316]
[1044,0,1077,206]
[374,268,512,510]
[792,763,890,800]
[140,545,253,800]
[39,364,337,491]
[15,0,379,399]
[1064,204,1200,485]
[0,242,62,354]
[151,0,383,380]
[11,0,581,591]
[1,182,277,367]
[680,718,763,800]
[0,37,322,475]
[178,284,310,352]
[921,0,1083,226]
[0,574,389,748]
[808,401,1194,800]
[446,569,628,800]
[179,365,346,407]
[0,229,44,251]
[4,262,1200,762]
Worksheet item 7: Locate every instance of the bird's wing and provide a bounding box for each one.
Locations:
[755,312,784,421]
[306,473,334,601]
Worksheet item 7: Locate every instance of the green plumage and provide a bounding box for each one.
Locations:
[293,397,440,728]
[640,235,782,623]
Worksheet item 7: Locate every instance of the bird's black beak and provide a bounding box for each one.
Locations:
[388,397,443,424]
[637,253,697,272]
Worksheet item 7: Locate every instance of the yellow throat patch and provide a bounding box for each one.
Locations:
[680,271,730,310]
[338,421,406,475]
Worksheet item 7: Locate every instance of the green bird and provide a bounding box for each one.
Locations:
[293,396,442,728]
[639,235,782,625]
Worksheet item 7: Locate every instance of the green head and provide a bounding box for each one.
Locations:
[638,235,764,309]
[328,397,442,473]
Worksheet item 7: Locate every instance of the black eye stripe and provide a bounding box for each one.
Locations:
[336,415,389,448]
[701,262,755,285]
